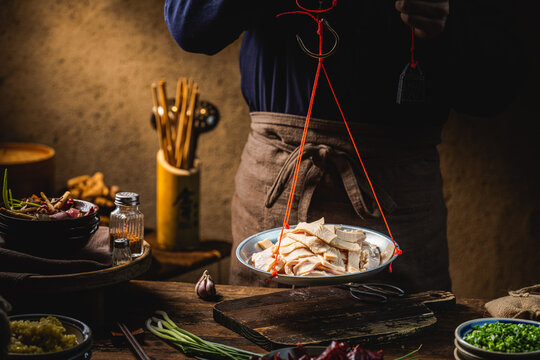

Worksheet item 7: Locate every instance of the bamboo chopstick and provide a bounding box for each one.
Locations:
[151,83,168,162]
[182,84,199,169]
[117,322,151,360]
[175,78,189,168]
[158,80,174,163]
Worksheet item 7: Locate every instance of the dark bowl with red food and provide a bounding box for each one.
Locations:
[260,342,384,360]
[0,199,99,256]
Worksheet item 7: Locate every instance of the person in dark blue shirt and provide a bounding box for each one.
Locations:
[165,0,521,290]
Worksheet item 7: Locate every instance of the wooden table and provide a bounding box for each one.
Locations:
[143,232,231,280]
[93,280,488,360]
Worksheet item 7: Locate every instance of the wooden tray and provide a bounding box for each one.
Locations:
[14,241,152,293]
[214,285,455,351]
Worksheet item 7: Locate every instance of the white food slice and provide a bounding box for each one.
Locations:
[293,256,321,276]
[284,259,301,275]
[257,238,274,250]
[323,246,340,262]
[282,247,314,263]
[336,228,366,243]
[290,222,337,244]
[287,233,330,254]
[279,236,297,247]
[360,242,381,271]
[302,270,332,276]
[277,241,306,255]
[330,238,361,252]
[324,224,337,234]
[380,242,395,264]
[318,258,347,275]
[251,247,283,272]
[347,250,361,273]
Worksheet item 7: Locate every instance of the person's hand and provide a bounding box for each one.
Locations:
[395,0,450,39]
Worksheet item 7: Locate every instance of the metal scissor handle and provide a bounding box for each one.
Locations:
[296,18,339,59]
[346,283,405,304]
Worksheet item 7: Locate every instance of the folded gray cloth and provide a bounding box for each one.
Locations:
[0,226,112,289]
[485,284,540,321]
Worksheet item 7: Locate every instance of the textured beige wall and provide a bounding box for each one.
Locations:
[0,1,538,297]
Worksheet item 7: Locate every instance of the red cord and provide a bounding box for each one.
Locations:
[321,64,402,271]
[295,0,337,13]
[269,0,401,280]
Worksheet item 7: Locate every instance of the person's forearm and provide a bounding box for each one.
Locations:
[164,0,275,55]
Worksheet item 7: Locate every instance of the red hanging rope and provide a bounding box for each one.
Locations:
[410,26,418,68]
[269,1,401,279]
[321,63,403,270]
[268,12,325,280]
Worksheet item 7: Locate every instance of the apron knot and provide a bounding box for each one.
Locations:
[264,143,396,221]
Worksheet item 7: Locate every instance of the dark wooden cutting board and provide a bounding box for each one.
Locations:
[213,286,455,351]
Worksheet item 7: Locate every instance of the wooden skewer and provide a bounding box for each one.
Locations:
[151,84,168,162]
[175,78,189,168]
[158,80,174,164]
[182,85,199,169]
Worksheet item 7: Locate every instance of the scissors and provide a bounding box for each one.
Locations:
[343,283,405,304]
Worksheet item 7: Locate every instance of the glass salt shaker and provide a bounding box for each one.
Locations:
[112,238,132,266]
[109,192,144,257]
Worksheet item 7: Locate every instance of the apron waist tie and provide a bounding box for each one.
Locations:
[264,143,397,222]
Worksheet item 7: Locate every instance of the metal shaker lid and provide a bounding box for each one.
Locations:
[115,192,140,206]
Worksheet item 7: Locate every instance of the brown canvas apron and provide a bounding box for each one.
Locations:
[230,112,451,292]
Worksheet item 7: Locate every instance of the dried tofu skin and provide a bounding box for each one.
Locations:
[250,218,388,277]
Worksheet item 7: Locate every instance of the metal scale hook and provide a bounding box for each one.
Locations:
[295,18,339,59]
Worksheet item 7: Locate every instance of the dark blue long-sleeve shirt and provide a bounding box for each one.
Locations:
[164,0,522,125]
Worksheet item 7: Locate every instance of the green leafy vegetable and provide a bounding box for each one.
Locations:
[463,322,540,353]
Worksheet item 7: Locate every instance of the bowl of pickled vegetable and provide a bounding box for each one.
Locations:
[455,318,540,359]
[7,314,92,359]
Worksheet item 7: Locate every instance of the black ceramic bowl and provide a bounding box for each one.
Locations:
[7,314,92,360]
[0,200,99,255]
[262,346,327,359]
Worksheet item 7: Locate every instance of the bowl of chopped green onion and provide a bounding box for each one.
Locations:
[455,318,540,359]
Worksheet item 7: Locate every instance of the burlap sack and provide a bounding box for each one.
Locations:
[485,284,540,320]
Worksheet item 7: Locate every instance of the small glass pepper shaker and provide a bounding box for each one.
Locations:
[109,192,144,257]
[112,238,132,266]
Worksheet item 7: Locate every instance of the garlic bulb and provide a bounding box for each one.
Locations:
[195,270,216,300]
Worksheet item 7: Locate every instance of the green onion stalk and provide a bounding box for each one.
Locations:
[2,169,40,210]
[146,311,263,360]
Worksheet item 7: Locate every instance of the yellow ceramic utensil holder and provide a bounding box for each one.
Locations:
[156,149,200,250]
